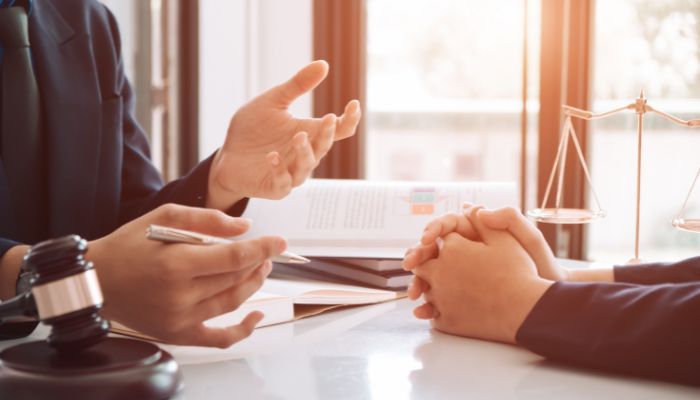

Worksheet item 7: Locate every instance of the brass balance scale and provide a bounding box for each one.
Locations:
[528,90,700,263]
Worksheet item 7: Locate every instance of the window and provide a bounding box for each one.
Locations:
[315,0,700,261]
[199,0,313,162]
[100,0,152,146]
[587,0,700,262]
[365,0,541,210]
[100,0,192,180]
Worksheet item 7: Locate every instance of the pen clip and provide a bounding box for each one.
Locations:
[146,225,210,245]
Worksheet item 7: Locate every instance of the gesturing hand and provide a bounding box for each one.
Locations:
[207,60,362,210]
[88,204,287,348]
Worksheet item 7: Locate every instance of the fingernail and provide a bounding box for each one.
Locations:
[270,154,280,166]
[262,261,273,276]
[296,132,308,145]
[252,311,265,324]
[276,237,288,253]
[477,208,492,217]
[235,218,252,228]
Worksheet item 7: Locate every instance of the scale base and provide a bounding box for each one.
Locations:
[0,337,182,399]
[672,218,700,233]
[527,208,606,224]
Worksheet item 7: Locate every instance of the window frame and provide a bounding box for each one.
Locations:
[312,0,597,259]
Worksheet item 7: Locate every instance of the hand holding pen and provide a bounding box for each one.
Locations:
[87,204,291,347]
[146,225,310,264]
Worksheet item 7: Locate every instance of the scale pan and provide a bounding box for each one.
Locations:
[527,208,606,224]
[672,218,700,233]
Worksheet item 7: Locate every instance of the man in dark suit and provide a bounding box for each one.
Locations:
[0,0,361,347]
[404,206,700,386]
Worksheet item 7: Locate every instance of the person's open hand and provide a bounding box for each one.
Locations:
[207,60,361,210]
[87,204,287,348]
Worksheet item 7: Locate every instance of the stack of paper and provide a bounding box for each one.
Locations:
[240,179,517,289]
[279,258,410,290]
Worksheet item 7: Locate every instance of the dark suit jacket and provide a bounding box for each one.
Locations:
[517,256,700,386]
[0,0,248,338]
[0,0,217,254]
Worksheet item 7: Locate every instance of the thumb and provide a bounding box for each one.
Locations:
[151,204,252,238]
[463,205,504,245]
[478,207,556,269]
[265,60,329,107]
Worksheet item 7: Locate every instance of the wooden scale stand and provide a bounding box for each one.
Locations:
[528,91,700,263]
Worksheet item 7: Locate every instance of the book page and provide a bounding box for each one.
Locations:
[238,179,516,258]
[204,291,294,328]
[261,276,397,305]
[111,292,296,341]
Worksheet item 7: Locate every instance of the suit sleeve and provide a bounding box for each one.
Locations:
[516,281,700,386]
[0,239,18,261]
[0,239,19,296]
[613,256,700,284]
[99,6,200,223]
[98,5,247,225]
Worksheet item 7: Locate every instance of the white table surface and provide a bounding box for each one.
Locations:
[4,297,699,400]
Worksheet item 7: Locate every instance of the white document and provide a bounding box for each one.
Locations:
[111,277,399,341]
[204,277,397,329]
[239,179,517,258]
[203,291,293,329]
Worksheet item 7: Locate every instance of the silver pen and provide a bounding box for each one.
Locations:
[145,224,310,264]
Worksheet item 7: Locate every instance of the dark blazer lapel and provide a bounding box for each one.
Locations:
[29,0,102,237]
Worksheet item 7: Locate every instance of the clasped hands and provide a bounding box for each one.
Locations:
[402,205,563,344]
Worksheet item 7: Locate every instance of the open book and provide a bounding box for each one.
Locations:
[110,275,401,342]
[238,179,516,259]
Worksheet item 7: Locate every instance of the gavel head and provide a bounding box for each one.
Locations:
[23,235,109,352]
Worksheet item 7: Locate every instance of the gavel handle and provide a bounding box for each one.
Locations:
[0,291,38,325]
[0,292,39,340]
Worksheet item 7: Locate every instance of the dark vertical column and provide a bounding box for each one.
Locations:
[563,0,594,259]
[178,0,200,175]
[538,0,594,259]
[312,0,366,179]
